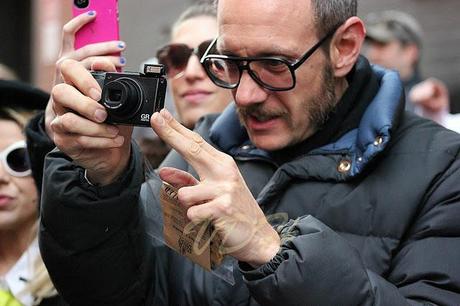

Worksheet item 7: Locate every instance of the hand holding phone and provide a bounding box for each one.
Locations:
[72,0,120,50]
[47,2,125,139]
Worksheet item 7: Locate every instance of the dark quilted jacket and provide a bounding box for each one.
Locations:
[37,59,460,306]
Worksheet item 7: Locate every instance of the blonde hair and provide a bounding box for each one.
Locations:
[27,229,58,305]
[0,107,35,129]
[0,63,19,81]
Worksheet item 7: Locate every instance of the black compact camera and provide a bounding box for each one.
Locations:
[92,64,167,127]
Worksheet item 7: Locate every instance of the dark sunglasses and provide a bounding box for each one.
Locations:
[0,140,31,177]
[156,39,213,78]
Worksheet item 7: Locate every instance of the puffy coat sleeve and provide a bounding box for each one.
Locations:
[240,158,460,306]
[39,144,153,306]
[25,111,55,194]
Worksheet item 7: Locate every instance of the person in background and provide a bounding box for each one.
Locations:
[409,77,460,133]
[364,10,423,112]
[0,80,66,306]
[364,10,460,131]
[156,3,233,130]
[134,3,235,167]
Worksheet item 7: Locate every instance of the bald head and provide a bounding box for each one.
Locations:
[215,0,357,36]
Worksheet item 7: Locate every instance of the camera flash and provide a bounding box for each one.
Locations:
[144,64,165,75]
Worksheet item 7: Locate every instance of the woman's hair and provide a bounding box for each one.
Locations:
[171,2,217,37]
[28,247,59,305]
[0,106,57,304]
[0,106,34,129]
[0,63,19,81]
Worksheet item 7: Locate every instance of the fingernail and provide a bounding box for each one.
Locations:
[161,109,172,121]
[118,42,125,49]
[153,112,164,125]
[95,109,107,122]
[115,136,125,145]
[89,88,101,101]
[88,10,95,16]
[107,125,119,136]
[120,57,126,65]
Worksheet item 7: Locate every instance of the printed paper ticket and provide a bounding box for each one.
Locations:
[160,183,224,270]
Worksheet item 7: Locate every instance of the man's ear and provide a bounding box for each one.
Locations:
[402,43,420,68]
[329,17,366,77]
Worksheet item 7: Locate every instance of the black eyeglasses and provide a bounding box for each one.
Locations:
[0,140,31,177]
[156,39,214,78]
[200,27,338,91]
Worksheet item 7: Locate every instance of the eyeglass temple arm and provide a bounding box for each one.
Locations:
[292,25,341,69]
[200,37,218,63]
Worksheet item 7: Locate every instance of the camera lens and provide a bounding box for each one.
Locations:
[108,89,123,102]
[74,0,89,9]
[103,78,143,120]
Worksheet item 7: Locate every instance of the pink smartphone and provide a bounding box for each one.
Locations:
[72,0,120,50]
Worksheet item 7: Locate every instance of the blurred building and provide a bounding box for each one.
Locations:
[1,0,459,111]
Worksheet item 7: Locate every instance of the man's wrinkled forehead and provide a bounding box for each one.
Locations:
[217,0,313,30]
[216,0,315,52]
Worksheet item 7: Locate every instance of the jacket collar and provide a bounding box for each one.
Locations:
[209,61,404,177]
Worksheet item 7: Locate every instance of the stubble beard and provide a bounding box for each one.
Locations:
[236,61,338,147]
[306,61,337,134]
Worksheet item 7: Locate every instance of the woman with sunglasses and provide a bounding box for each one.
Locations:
[0,99,65,305]
[157,3,233,129]
[0,80,67,306]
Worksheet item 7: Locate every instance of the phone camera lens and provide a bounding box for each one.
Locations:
[74,0,89,9]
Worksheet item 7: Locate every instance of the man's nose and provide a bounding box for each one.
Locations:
[234,71,268,106]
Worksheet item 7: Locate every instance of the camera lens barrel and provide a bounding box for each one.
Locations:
[103,78,143,120]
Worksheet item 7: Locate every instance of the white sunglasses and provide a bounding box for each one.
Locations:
[0,140,32,177]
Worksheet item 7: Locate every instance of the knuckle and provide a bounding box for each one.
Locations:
[61,113,77,131]
[186,208,197,221]
[62,23,72,35]
[177,188,189,204]
[191,132,205,144]
[52,133,63,147]
[219,157,239,179]
[55,57,66,68]
[163,126,174,138]
[75,48,89,60]
[188,142,202,156]
[60,58,77,72]
[51,83,67,103]
[54,134,73,154]
[75,136,89,148]
[218,197,233,216]
[186,132,207,157]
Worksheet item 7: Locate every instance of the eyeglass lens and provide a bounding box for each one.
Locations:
[204,58,294,90]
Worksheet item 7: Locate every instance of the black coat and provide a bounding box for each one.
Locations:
[36,62,460,305]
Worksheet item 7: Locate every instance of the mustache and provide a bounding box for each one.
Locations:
[237,104,288,121]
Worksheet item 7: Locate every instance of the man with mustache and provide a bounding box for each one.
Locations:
[38,0,460,305]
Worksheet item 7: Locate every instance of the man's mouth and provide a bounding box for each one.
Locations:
[246,113,282,131]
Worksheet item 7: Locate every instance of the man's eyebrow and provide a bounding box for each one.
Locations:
[217,44,298,59]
